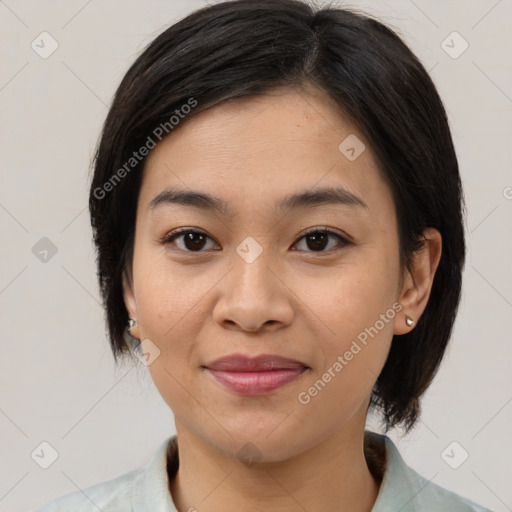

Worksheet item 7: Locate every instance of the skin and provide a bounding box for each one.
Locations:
[123,86,442,512]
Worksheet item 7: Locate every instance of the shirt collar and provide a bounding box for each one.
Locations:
[131,436,178,512]
[131,431,449,512]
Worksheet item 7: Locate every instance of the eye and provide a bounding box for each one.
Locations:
[160,228,219,252]
[161,227,351,254]
[292,228,351,253]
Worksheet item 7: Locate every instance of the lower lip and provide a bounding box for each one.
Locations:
[205,368,307,395]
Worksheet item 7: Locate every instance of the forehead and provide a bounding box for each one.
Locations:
[138,88,391,216]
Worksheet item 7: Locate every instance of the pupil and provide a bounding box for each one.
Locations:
[185,232,206,251]
[308,233,327,251]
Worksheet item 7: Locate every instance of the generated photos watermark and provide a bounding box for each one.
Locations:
[297,301,403,405]
[93,97,198,200]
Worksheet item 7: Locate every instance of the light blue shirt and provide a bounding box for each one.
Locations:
[33,432,493,511]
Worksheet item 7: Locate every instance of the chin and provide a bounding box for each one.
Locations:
[196,420,325,466]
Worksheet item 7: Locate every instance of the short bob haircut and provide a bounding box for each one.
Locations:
[89,0,465,432]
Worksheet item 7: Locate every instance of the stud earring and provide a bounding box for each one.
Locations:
[127,318,139,334]
[405,315,414,327]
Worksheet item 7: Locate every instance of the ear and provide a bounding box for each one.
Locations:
[122,268,140,339]
[394,228,442,335]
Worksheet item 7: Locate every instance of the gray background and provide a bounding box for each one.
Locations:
[0,1,511,511]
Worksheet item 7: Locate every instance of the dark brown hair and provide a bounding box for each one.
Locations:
[89,0,465,431]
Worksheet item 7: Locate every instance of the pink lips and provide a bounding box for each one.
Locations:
[204,354,308,395]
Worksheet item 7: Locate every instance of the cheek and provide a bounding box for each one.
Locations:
[132,261,214,387]
[134,265,206,412]
[295,248,399,400]
[135,260,208,331]
[301,251,400,344]
[295,276,397,433]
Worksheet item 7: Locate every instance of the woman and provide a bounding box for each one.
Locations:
[35,0,493,510]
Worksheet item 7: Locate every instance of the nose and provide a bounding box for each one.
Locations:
[212,243,295,333]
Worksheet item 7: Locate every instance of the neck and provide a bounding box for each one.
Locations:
[168,423,381,512]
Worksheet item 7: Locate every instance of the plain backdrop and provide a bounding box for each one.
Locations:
[0,1,511,511]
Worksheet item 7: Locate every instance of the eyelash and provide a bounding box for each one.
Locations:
[159,227,352,254]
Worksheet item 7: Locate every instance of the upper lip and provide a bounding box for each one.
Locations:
[204,354,308,372]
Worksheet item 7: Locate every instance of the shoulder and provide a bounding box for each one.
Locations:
[400,464,494,512]
[33,467,141,512]
[366,431,494,512]
[33,436,178,512]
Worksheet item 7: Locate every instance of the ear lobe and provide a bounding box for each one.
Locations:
[122,270,138,320]
[393,228,442,335]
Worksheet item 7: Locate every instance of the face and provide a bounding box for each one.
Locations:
[123,87,405,462]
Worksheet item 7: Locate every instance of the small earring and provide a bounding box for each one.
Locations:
[405,315,414,327]
[127,318,138,334]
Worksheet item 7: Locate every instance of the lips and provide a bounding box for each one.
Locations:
[205,354,307,372]
[203,354,309,395]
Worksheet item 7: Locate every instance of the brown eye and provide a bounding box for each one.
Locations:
[161,229,218,252]
[293,229,350,253]
[182,231,207,251]
[305,232,329,251]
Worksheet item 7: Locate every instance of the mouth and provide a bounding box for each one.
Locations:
[202,353,309,395]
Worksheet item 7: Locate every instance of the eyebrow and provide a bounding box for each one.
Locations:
[147,186,368,216]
